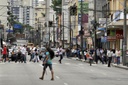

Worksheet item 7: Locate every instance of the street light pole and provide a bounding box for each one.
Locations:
[123,0,127,65]
[94,0,97,62]
[62,12,64,49]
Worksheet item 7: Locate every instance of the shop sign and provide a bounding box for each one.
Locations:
[116,30,123,39]
[107,36,116,41]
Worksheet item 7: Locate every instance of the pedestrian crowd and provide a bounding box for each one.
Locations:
[0,44,122,80]
[68,47,121,67]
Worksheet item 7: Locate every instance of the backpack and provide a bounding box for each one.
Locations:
[49,49,55,60]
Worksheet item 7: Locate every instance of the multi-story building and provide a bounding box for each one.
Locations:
[32,0,39,7]
[8,0,38,27]
[0,0,8,41]
[88,0,108,49]
[107,0,128,50]
[34,0,46,46]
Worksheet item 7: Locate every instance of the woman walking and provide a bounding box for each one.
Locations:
[39,47,54,80]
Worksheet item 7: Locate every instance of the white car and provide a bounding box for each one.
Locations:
[51,48,59,57]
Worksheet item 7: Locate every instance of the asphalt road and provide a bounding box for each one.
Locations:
[0,56,128,85]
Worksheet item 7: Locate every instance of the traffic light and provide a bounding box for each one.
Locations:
[49,21,53,27]
[70,6,77,16]
[70,6,73,15]
[72,6,77,15]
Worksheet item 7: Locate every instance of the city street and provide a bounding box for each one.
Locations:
[0,56,128,85]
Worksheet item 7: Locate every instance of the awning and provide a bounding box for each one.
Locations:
[109,20,128,26]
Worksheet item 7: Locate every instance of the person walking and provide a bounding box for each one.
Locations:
[33,47,39,63]
[116,49,121,65]
[58,46,63,64]
[2,45,7,62]
[107,49,113,67]
[96,48,103,64]
[21,45,27,63]
[39,47,54,80]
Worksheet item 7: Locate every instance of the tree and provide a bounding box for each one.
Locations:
[51,0,62,15]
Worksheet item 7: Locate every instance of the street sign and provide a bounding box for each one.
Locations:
[13,24,22,29]
[6,29,13,32]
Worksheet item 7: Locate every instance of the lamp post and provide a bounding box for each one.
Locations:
[53,14,56,47]
[0,20,3,50]
[80,0,84,54]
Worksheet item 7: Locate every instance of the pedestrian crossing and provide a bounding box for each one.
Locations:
[0,59,109,68]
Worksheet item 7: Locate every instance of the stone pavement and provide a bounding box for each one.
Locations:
[70,57,128,70]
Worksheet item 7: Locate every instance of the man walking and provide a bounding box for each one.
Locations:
[107,49,113,67]
[58,46,63,64]
[2,45,7,62]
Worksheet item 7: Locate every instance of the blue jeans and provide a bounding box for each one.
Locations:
[117,57,120,65]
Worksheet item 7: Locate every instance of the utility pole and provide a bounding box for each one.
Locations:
[80,0,83,53]
[53,15,55,47]
[62,12,64,49]
[105,0,108,49]
[94,0,97,62]
[69,6,72,50]
[123,0,127,65]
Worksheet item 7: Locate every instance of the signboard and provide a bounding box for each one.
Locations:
[15,34,25,39]
[116,30,123,39]
[107,36,116,41]
[6,29,13,32]
[13,24,22,29]
[101,36,107,42]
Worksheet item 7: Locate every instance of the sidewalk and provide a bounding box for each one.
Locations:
[70,57,128,70]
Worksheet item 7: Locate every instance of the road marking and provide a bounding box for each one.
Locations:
[53,63,57,65]
[78,63,83,65]
[64,83,68,85]
[65,63,70,65]
[0,63,5,64]
[117,79,121,81]
[102,73,107,76]
[80,67,84,69]
[39,64,43,67]
[90,69,94,72]
[56,76,60,79]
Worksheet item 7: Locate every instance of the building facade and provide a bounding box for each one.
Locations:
[107,0,128,50]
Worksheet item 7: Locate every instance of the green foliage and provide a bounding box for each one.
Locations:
[51,0,62,15]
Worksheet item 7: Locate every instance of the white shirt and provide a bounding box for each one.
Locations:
[116,50,121,57]
[107,50,113,57]
[59,48,63,55]
[21,47,27,55]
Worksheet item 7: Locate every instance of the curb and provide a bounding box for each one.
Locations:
[112,64,128,70]
[70,57,128,70]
